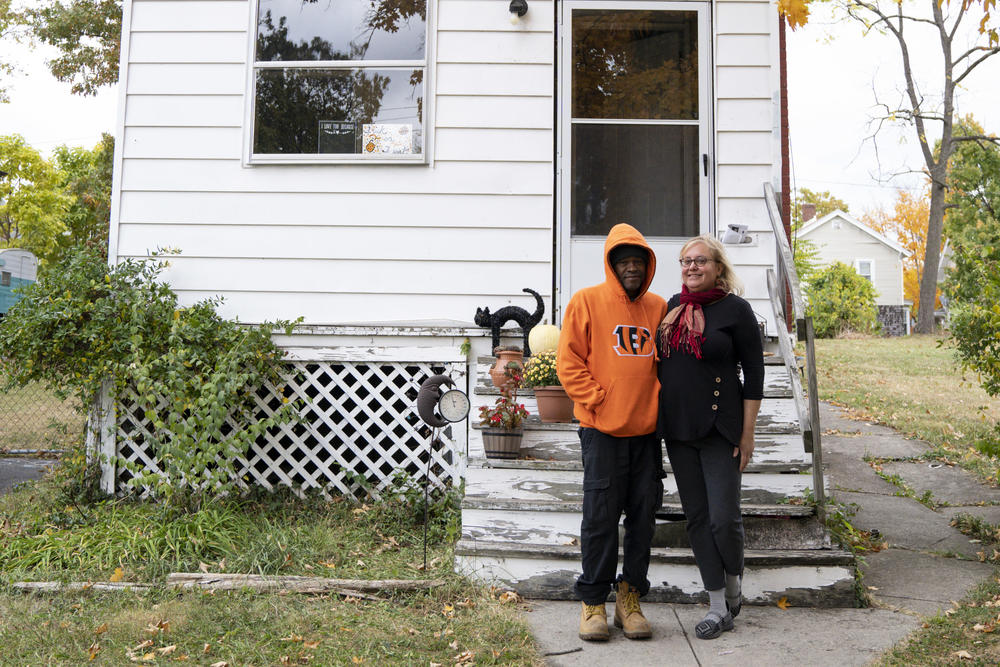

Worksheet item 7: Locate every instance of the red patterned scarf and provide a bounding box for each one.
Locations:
[658,286,729,359]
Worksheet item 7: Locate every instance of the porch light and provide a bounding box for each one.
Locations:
[509,0,528,24]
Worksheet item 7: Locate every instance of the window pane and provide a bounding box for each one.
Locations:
[572,10,698,120]
[256,0,426,62]
[254,68,423,154]
[571,123,698,237]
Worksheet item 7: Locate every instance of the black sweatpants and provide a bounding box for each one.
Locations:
[665,428,744,591]
[575,427,664,605]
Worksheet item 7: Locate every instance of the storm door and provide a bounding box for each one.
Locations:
[557,2,712,318]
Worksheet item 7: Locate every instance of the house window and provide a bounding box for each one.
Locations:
[249,0,428,163]
[855,259,874,283]
[1,271,10,287]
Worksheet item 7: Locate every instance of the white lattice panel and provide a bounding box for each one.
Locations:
[112,359,467,500]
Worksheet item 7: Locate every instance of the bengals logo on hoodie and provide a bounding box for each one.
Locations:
[611,324,654,357]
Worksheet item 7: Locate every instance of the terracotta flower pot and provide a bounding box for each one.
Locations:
[489,349,524,389]
[533,385,575,423]
[482,427,523,460]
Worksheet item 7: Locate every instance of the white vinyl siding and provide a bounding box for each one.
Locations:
[112,0,554,325]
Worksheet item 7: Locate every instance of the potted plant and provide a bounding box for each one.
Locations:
[489,345,524,389]
[480,361,529,459]
[522,350,575,423]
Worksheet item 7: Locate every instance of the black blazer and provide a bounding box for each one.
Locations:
[657,293,764,444]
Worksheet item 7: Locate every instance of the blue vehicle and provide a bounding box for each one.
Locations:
[0,249,38,319]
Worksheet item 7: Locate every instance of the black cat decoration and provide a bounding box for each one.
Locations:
[474,288,545,355]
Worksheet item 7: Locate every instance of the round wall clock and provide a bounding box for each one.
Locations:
[416,374,469,427]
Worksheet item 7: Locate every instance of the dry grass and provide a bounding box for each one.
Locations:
[809,334,1000,483]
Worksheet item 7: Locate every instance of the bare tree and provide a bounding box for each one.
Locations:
[844,0,999,333]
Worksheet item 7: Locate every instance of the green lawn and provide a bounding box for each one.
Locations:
[0,376,85,451]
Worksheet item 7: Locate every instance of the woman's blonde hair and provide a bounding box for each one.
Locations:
[680,235,745,296]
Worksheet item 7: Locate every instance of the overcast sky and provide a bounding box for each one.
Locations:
[1,6,998,219]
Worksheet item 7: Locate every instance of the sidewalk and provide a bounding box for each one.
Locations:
[523,402,998,666]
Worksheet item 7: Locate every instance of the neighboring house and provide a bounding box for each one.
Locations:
[0,248,38,319]
[102,0,856,603]
[797,209,912,335]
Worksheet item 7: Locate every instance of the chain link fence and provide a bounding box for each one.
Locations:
[0,375,87,453]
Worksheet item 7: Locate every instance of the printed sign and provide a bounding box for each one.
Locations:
[362,123,414,154]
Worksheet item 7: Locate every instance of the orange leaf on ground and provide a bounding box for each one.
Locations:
[110,567,124,582]
[777,596,790,610]
[94,623,108,635]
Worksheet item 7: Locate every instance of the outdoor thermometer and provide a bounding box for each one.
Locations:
[416,374,469,427]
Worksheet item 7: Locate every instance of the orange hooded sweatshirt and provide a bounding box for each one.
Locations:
[556,223,668,437]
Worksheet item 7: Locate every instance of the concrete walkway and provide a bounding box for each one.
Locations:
[524,402,998,666]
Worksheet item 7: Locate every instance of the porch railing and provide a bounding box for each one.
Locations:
[762,182,825,515]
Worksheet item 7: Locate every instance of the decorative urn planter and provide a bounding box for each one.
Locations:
[489,348,524,389]
[533,385,575,423]
[482,427,524,460]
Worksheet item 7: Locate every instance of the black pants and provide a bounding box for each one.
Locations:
[575,427,664,605]
[665,428,744,591]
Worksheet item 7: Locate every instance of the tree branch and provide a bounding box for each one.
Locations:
[953,47,1000,85]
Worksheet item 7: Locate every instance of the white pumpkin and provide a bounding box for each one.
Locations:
[528,324,561,354]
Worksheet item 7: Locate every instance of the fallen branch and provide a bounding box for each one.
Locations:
[13,581,154,592]
[165,573,446,595]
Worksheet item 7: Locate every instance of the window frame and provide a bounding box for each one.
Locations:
[855,258,875,284]
[1,271,10,287]
[243,0,435,166]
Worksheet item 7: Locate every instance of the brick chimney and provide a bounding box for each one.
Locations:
[801,203,817,223]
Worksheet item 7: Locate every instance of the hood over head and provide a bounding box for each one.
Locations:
[603,223,657,300]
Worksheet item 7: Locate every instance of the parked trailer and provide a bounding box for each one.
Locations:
[0,249,38,318]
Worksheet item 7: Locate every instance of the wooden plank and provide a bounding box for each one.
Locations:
[134,256,550,295]
[282,346,466,363]
[129,31,248,63]
[436,128,553,162]
[122,126,241,159]
[438,0,555,32]
[717,35,771,67]
[436,95,553,129]
[166,573,445,593]
[437,31,553,64]
[716,66,772,100]
[124,94,244,127]
[120,159,554,195]
[126,63,246,95]
[13,581,154,592]
[130,0,249,32]
[437,63,554,96]
[764,182,806,318]
[117,224,553,262]
[118,191,553,227]
[716,1,774,34]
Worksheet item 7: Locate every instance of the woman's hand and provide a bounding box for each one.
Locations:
[733,433,755,472]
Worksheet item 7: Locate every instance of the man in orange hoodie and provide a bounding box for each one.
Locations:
[557,223,669,641]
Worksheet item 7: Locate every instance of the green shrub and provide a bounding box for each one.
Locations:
[805,261,880,338]
[0,245,300,511]
[946,243,1000,398]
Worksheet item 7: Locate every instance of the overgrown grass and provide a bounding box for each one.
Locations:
[0,471,541,664]
[810,335,1000,484]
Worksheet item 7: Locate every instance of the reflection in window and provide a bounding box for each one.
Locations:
[1,272,9,287]
[252,0,427,157]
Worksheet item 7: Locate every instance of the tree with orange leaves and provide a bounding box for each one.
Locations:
[861,189,937,317]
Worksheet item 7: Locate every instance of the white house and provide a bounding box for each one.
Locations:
[104,0,856,603]
[797,209,912,335]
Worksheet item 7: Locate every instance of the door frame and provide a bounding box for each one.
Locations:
[554,0,715,323]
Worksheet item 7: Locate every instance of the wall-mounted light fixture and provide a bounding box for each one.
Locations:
[509,0,528,24]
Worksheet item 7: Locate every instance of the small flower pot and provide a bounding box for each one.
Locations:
[489,349,524,389]
[533,385,575,423]
[482,427,523,460]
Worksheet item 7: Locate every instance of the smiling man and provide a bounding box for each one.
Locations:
[556,223,669,642]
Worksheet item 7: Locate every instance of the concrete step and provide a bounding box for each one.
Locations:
[463,466,818,506]
[454,540,856,607]
[462,504,829,550]
[468,432,810,473]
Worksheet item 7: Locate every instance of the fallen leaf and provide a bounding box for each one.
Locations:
[210,662,228,667]
[280,657,291,666]
[351,657,364,664]
[498,590,523,604]
[406,628,418,636]
[133,640,154,651]
[318,561,337,569]
[203,643,212,654]
[454,650,475,664]
[448,640,459,650]
[953,650,973,660]
[143,653,156,661]
[340,627,354,633]
[158,645,178,655]
[110,567,124,582]
[94,623,108,635]
[303,640,320,649]
[88,642,100,660]
[280,634,304,642]
[945,609,957,617]
[199,562,211,573]
[777,597,790,610]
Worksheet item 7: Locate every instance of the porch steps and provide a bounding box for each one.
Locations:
[455,353,856,607]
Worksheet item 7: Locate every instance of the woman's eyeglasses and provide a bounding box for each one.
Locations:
[679,257,714,268]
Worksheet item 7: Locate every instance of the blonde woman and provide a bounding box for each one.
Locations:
[656,235,763,639]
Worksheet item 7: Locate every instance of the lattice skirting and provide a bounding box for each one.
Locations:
[99,359,466,501]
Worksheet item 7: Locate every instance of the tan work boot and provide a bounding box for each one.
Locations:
[578,602,610,641]
[614,580,652,639]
